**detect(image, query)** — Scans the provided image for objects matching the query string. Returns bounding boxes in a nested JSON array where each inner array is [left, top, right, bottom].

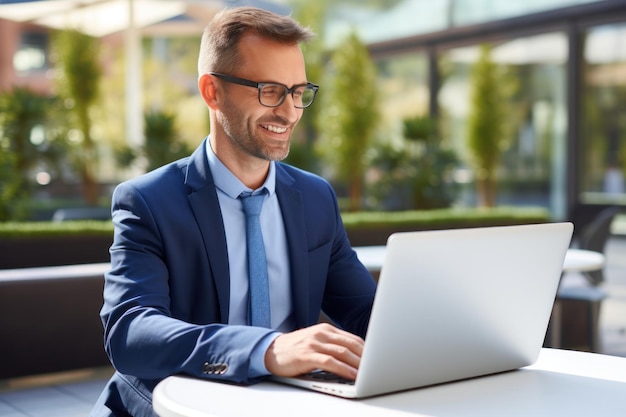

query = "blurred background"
[[1, 2, 626, 414], [0, 0, 625, 225]]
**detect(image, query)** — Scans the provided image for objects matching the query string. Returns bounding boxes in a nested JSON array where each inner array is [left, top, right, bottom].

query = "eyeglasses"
[[210, 72, 319, 109]]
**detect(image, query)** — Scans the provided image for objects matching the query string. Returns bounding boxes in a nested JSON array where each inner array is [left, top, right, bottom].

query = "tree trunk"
[[349, 172, 362, 212]]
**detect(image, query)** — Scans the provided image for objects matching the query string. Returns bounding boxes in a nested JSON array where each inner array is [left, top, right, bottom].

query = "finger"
[[309, 323, 365, 351], [308, 351, 359, 381], [319, 330, 365, 358], [311, 336, 363, 369]]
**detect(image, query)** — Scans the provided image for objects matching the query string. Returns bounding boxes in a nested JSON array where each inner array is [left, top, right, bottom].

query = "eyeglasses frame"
[[209, 72, 319, 109]]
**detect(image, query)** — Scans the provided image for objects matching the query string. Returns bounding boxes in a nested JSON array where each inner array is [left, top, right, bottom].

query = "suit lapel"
[[182, 145, 313, 328], [185, 139, 230, 323], [275, 165, 311, 328]]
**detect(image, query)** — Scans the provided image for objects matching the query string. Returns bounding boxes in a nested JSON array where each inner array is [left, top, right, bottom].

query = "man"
[[91, 6, 376, 417]]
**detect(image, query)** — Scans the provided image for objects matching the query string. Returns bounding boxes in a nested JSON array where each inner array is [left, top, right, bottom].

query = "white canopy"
[[0, 0, 222, 146]]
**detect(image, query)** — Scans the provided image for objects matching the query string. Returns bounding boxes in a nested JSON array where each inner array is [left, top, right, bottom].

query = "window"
[[580, 23, 626, 204], [13, 32, 48, 74], [439, 33, 568, 215]]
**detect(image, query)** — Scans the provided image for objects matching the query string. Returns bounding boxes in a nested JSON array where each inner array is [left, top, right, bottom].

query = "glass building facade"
[[2, 0, 623, 227], [331, 0, 626, 225]]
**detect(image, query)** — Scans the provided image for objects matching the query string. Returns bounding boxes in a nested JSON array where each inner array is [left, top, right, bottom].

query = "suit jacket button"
[[203, 362, 228, 375]]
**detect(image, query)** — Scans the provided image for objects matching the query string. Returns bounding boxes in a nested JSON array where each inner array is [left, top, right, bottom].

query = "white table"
[[353, 246, 605, 274], [0, 262, 110, 281], [153, 348, 626, 417], [562, 248, 605, 273]]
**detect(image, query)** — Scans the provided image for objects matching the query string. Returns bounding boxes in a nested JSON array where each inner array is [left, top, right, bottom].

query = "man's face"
[[215, 33, 307, 162]]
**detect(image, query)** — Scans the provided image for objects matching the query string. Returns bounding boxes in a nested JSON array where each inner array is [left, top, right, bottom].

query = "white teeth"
[[263, 125, 287, 134]]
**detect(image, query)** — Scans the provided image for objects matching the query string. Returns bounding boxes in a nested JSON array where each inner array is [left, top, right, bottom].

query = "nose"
[[273, 93, 301, 123]]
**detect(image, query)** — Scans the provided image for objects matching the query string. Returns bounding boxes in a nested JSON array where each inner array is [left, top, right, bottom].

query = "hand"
[[264, 323, 364, 380]]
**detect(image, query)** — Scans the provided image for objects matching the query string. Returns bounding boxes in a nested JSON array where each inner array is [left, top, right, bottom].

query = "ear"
[[198, 74, 219, 110]]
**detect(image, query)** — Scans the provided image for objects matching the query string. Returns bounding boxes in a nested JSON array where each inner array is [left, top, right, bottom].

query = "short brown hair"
[[198, 7, 314, 76]]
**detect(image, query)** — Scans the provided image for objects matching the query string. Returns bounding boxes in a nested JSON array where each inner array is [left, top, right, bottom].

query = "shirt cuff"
[[249, 331, 282, 378]]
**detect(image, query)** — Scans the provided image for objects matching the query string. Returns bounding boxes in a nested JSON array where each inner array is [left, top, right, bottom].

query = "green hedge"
[[0, 220, 114, 238], [341, 206, 550, 230], [0, 206, 550, 238]]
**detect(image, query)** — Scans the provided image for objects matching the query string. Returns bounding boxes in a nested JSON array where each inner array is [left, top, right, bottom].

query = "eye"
[[261, 84, 284, 97]]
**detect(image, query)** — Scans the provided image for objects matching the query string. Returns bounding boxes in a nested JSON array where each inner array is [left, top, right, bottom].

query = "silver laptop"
[[271, 222, 573, 398]]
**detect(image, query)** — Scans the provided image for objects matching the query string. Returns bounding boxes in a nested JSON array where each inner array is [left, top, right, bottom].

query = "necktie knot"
[[240, 192, 265, 217]]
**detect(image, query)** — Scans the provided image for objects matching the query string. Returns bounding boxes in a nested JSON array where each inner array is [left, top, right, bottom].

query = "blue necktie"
[[240, 192, 271, 328]]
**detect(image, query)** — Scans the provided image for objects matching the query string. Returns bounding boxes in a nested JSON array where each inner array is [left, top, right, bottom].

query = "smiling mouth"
[[261, 124, 288, 134]]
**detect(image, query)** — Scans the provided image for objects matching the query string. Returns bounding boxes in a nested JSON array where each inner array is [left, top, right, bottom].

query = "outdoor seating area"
[[2, 0, 626, 416], [2, 227, 626, 415]]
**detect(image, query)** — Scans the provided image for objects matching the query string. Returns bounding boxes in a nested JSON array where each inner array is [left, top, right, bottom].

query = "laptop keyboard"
[[300, 370, 355, 385]]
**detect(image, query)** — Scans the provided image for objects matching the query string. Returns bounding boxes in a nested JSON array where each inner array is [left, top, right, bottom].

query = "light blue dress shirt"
[[205, 139, 294, 376]]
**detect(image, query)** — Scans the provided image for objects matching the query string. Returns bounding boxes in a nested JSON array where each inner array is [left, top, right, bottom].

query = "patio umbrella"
[[0, 0, 197, 37], [0, 0, 223, 147]]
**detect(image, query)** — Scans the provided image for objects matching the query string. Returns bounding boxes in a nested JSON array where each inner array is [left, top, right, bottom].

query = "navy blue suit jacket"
[[91, 139, 376, 417]]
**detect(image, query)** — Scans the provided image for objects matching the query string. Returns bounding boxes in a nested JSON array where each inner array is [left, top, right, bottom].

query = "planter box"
[[1, 209, 550, 268], [0, 235, 112, 269], [345, 217, 549, 246], [0, 263, 110, 379]]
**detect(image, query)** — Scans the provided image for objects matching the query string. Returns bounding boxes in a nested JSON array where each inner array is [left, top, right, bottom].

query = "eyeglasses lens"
[[259, 84, 316, 108]]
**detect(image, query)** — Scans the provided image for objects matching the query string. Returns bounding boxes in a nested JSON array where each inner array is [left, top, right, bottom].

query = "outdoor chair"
[[554, 206, 621, 352], [575, 206, 621, 286]]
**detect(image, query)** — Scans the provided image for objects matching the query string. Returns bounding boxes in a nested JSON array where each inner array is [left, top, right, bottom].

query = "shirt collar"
[[205, 137, 276, 199]]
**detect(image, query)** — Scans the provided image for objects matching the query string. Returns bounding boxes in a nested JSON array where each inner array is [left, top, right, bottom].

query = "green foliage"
[[0, 142, 23, 221], [0, 87, 48, 172], [0, 220, 113, 238], [467, 44, 512, 207], [115, 110, 191, 172], [581, 79, 626, 183], [371, 115, 459, 210], [53, 30, 101, 110], [403, 115, 436, 141], [341, 206, 550, 230], [0, 87, 52, 220], [0, 207, 547, 238], [142, 37, 208, 143], [283, 139, 315, 172], [144, 110, 191, 171], [286, 0, 328, 173], [319, 31, 380, 211], [51, 29, 103, 205]]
